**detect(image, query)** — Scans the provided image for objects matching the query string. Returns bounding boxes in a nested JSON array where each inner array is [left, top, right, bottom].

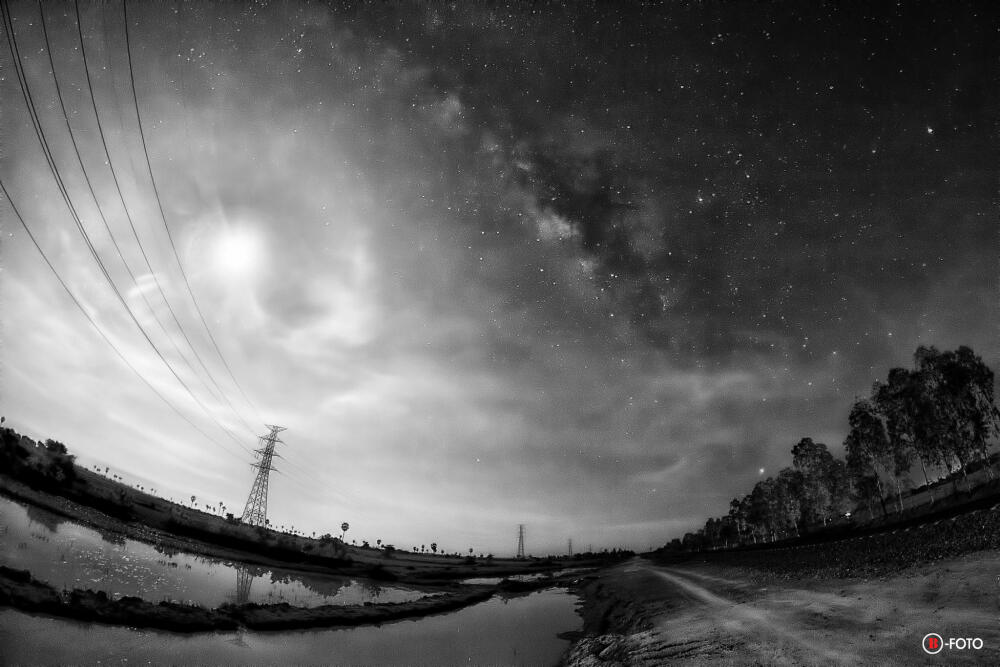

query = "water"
[[462, 572, 552, 585], [0, 496, 432, 607], [462, 566, 596, 585], [0, 587, 581, 665]]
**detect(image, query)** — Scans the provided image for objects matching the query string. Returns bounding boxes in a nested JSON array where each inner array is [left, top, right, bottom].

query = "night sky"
[[2, 2, 997, 555]]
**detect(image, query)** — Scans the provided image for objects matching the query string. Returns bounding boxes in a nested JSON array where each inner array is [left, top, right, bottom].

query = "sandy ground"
[[564, 552, 1000, 665]]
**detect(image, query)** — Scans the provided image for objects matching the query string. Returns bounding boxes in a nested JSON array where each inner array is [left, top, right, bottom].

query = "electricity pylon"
[[516, 523, 525, 559], [241, 425, 286, 527]]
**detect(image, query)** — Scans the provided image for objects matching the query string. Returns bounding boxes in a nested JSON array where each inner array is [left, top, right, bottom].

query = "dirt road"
[[564, 552, 1000, 665]]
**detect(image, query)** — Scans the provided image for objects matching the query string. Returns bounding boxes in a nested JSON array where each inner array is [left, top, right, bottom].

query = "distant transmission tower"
[[567, 538, 573, 556], [240, 425, 286, 527], [516, 524, 525, 559]]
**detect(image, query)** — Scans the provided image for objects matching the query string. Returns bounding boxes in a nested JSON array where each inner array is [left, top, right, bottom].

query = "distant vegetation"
[[668, 345, 999, 552], [0, 430, 77, 489]]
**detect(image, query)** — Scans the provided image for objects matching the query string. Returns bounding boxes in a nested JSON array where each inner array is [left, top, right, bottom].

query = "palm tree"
[[341, 522, 349, 540]]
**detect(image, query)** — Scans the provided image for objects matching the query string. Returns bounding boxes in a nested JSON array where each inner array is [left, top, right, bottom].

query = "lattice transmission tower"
[[241, 425, 286, 527], [516, 523, 525, 559]]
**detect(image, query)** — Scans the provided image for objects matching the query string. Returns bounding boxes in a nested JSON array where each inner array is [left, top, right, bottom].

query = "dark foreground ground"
[[563, 552, 1000, 666], [562, 486, 1000, 665]]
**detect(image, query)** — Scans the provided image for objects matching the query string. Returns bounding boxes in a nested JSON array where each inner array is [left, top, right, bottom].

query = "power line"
[[6, 3, 326, 504], [36, 0, 256, 440], [120, 4, 342, 499], [121, 0, 260, 418], [66, 0, 258, 439], [2, 0, 252, 457], [0, 180, 244, 463]]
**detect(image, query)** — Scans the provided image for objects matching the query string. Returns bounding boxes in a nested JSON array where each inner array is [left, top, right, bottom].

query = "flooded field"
[[0, 496, 433, 608], [0, 586, 581, 665]]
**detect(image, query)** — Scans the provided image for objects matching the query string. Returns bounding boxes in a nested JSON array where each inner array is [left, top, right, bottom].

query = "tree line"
[[669, 346, 999, 552]]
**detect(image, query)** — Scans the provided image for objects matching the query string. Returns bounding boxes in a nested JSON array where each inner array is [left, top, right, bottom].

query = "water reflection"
[[0, 497, 434, 609], [25, 503, 65, 533], [234, 565, 254, 606], [1, 587, 583, 666]]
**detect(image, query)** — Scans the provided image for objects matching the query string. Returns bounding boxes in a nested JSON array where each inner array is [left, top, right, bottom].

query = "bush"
[[44, 439, 68, 455]]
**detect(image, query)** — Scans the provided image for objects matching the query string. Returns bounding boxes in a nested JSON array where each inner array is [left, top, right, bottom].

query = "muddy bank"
[[559, 561, 668, 666]]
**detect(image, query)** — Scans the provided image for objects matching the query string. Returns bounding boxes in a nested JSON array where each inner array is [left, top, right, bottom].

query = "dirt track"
[[564, 552, 1000, 665]]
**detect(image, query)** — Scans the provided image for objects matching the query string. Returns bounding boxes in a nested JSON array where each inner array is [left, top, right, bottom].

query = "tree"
[[916, 346, 1000, 482], [718, 516, 739, 548], [792, 438, 833, 525], [727, 498, 747, 543], [430, 542, 437, 554], [44, 439, 67, 455], [774, 468, 804, 537], [874, 368, 938, 499], [341, 522, 349, 540], [703, 517, 722, 549], [746, 479, 776, 541], [911, 347, 965, 481], [844, 398, 895, 514], [851, 473, 881, 517], [825, 457, 854, 518]]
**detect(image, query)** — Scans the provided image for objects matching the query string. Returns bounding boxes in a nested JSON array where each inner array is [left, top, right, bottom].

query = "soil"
[[562, 553, 1000, 665]]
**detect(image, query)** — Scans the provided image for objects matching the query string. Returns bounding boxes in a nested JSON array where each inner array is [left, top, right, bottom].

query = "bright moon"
[[213, 228, 261, 277]]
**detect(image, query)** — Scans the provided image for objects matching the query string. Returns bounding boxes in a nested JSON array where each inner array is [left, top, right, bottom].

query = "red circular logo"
[[923, 633, 943, 655]]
